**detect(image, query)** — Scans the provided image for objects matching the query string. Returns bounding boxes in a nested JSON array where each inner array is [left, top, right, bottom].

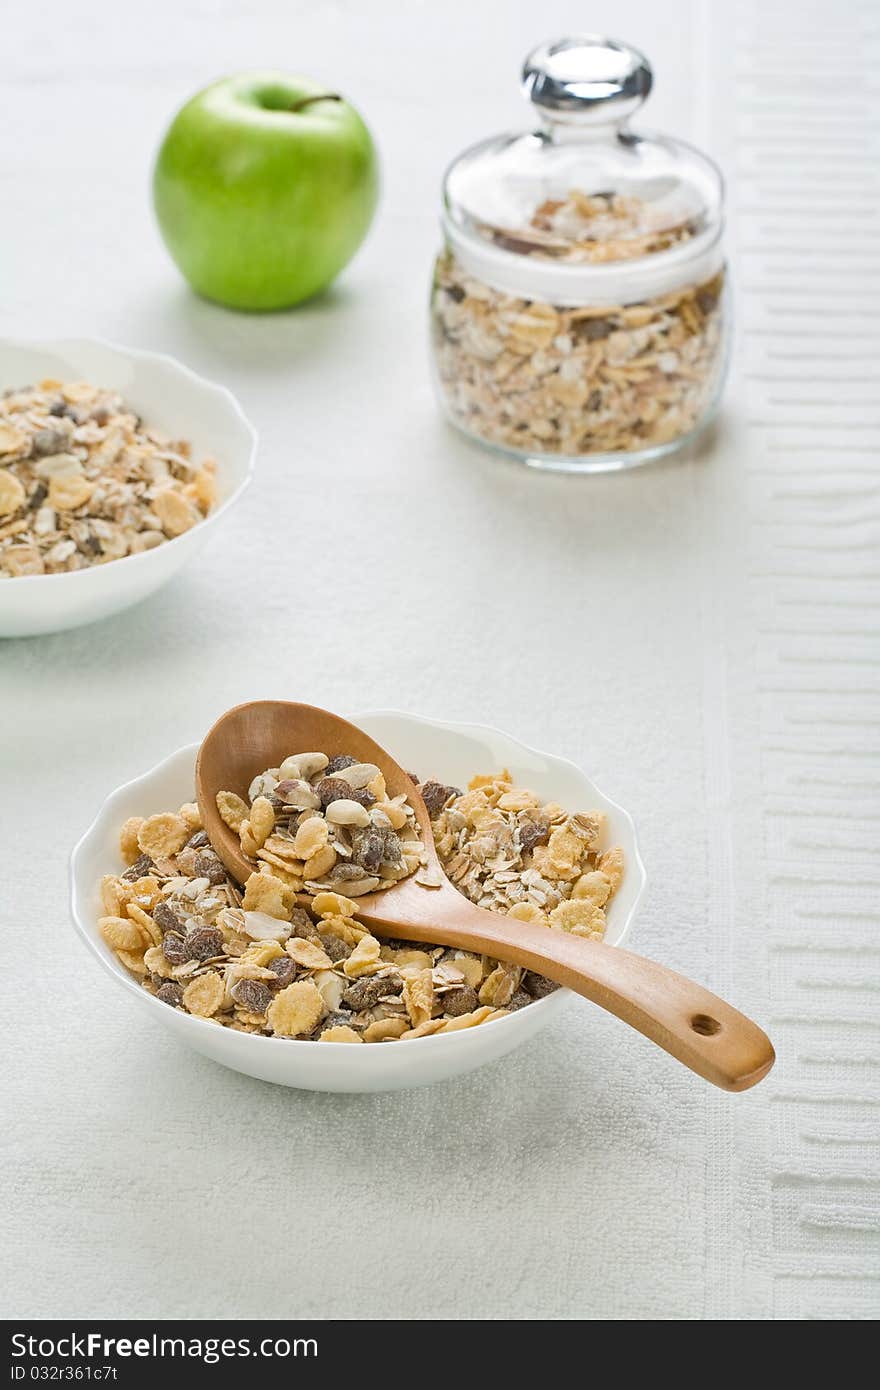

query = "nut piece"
[[325, 798, 371, 828], [241, 910, 292, 942], [293, 817, 329, 860], [330, 761, 380, 790], [267, 980, 325, 1038], [275, 778, 321, 810], [278, 752, 329, 781], [309, 969, 343, 1011]]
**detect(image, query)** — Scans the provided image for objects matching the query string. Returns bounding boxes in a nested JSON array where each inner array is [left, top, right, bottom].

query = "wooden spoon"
[[196, 701, 775, 1092]]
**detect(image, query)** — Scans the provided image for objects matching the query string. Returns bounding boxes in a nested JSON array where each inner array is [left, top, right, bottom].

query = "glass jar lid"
[[442, 35, 724, 305]]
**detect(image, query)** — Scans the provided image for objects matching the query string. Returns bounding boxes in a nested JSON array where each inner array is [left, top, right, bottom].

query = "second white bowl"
[[0, 337, 256, 638], [69, 712, 646, 1092]]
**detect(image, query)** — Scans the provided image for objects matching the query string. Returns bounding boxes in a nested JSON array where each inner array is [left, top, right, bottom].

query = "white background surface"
[[2, 0, 878, 1321]]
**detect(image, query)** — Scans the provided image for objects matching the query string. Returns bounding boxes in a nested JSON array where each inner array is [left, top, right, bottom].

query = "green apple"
[[153, 72, 379, 311]]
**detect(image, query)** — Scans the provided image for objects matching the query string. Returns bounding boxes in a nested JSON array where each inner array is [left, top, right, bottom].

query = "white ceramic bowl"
[[70, 712, 646, 1092], [0, 337, 256, 637]]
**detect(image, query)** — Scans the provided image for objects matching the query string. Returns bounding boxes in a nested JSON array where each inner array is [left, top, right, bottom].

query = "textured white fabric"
[[1, 0, 877, 1321]]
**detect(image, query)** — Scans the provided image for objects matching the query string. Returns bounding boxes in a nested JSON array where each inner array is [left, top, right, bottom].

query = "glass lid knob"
[[522, 35, 653, 126]]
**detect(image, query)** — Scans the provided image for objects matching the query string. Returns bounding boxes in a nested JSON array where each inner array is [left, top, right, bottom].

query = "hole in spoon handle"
[[690, 1013, 722, 1036]]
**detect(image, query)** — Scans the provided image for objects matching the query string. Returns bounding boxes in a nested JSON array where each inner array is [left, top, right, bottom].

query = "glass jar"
[[430, 35, 729, 473]]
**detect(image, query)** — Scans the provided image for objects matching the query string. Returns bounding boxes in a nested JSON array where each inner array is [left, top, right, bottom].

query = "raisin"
[[28, 481, 48, 509], [230, 978, 272, 1014], [420, 781, 461, 816], [507, 990, 532, 1012], [343, 973, 402, 1010], [573, 316, 612, 343], [184, 830, 209, 850], [185, 926, 224, 961], [267, 956, 297, 987], [156, 982, 184, 1008], [319, 1009, 355, 1031], [445, 283, 466, 303], [443, 985, 479, 1017], [380, 831, 404, 869], [328, 862, 367, 882], [586, 388, 603, 412], [321, 934, 351, 963], [162, 932, 189, 964], [153, 901, 183, 935], [121, 852, 154, 881], [325, 754, 358, 774], [48, 400, 75, 418], [697, 285, 720, 315], [523, 972, 559, 999], [31, 427, 69, 457], [290, 908, 321, 941], [316, 778, 375, 809], [518, 819, 549, 854], [193, 852, 227, 885], [316, 776, 358, 808], [174, 847, 200, 877], [350, 827, 385, 874]]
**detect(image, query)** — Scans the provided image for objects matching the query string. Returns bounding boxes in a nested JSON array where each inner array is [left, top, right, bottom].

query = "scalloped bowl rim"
[[0, 335, 256, 587], [69, 712, 647, 1066]]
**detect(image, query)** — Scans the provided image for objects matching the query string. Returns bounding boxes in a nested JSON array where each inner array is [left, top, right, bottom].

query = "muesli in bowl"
[[69, 715, 645, 1089], [97, 761, 624, 1043], [0, 338, 255, 637], [0, 379, 217, 578]]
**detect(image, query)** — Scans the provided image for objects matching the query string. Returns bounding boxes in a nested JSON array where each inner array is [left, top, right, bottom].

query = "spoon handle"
[[366, 895, 774, 1091]]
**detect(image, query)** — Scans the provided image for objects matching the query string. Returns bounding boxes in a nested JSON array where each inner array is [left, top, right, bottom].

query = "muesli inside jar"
[[430, 36, 729, 472]]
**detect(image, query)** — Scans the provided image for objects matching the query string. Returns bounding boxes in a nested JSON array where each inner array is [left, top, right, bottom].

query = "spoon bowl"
[[197, 700, 775, 1092]]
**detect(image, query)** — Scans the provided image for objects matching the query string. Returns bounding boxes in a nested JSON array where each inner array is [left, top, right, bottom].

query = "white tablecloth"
[[2, 0, 877, 1321]]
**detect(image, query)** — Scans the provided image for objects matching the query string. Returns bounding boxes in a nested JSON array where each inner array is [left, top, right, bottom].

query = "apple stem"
[[288, 93, 343, 113]]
